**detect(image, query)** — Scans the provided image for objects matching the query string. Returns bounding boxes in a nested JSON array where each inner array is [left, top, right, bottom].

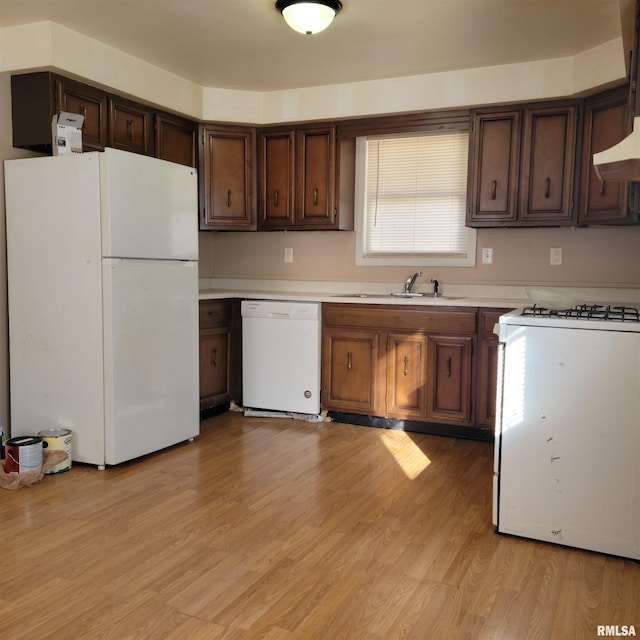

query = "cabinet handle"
[[447, 357, 452, 378], [347, 351, 352, 371], [490, 180, 497, 200], [207, 310, 223, 317], [274, 190, 279, 207], [403, 355, 409, 376], [211, 347, 217, 367], [80, 106, 87, 128], [227, 190, 232, 207], [544, 177, 551, 199], [599, 180, 606, 196], [126, 119, 134, 141], [313, 188, 318, 206]]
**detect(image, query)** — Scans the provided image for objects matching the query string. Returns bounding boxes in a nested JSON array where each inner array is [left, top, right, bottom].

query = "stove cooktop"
[[521, 304, 640, 322]]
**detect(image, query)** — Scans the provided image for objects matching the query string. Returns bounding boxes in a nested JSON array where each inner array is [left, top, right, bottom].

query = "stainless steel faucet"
[[404, 271, 422, 293], [430, 278, 440, 297]]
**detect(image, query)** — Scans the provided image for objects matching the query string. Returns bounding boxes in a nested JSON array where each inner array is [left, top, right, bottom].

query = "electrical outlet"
[[482, 248, 493, 264], [550, 248, 562, 266], [284, 247, 293, 263]]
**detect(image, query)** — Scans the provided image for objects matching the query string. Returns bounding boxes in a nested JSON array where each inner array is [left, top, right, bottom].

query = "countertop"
[[198, 279, 640, 309], [198, 288, 523, 309]]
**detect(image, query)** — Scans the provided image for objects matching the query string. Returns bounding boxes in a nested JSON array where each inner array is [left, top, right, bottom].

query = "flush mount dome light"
[[275, 0, 343, 35]]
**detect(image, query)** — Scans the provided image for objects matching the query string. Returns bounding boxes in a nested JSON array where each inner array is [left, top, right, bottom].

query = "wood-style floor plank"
[[1, 412, 638, 639]]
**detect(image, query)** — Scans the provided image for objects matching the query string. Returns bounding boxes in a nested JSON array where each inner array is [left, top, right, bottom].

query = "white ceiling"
[[0, 0, 632, 92]]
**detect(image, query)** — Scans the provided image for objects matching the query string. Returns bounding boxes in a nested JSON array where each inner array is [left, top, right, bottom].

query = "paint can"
[[4, 436, 43, 474], [38, 429, 72, 474]]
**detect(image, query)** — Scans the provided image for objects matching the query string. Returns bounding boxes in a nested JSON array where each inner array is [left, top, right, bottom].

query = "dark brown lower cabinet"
[[475, 308, 511, 430], [386, 333, 427, 419], [322, 304, 476, 428], [322, 328, 380, 415], [427, 335, 473, 424], [199, 299, 241, 410]]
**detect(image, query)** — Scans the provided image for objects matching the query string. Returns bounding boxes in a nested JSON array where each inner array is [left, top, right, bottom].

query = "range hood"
[[593, 116, 640, 181]]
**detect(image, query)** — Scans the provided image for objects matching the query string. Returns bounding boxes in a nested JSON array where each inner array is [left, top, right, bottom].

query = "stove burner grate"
[[521, 304, 640, 322]]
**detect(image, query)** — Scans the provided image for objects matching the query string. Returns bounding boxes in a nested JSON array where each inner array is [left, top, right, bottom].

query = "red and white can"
[[4, 436, 43, 474]]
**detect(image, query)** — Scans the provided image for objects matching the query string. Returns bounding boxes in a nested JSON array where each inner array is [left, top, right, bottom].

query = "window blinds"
[[363, 131, 469, 257]]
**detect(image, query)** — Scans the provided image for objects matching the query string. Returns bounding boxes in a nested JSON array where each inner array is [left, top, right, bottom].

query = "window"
[[355, 129, 476, 267]]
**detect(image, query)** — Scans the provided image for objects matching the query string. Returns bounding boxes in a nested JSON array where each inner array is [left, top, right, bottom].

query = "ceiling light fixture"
[[275, 0, 343, 35]]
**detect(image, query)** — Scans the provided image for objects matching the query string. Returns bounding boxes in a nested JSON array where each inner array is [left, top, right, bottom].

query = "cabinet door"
[[475, 309, 507, 430], [467, 110, 521, 225], [56, 77, 108, 151], [156, 113, 197, 167], [386, 333, 427, 419], [296, 125, 337, 228], [258, 130, 295, 229], [199, 331, 231, 408], [11, 72, 109, 153], [427, 335, 473, 425], [199, 300, 235, 410], [578, 87, 636, 225], [322, 328, 379, 414], [109, 97, 154, 155], [200, 126, 256, 230], [520, 105, 577, 224]]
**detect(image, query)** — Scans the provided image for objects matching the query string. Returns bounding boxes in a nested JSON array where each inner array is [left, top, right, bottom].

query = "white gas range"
[[494, 303, 640, 560]]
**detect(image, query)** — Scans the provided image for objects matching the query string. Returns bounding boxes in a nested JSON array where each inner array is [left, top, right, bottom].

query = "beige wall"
[[199, 225, 640, 289]]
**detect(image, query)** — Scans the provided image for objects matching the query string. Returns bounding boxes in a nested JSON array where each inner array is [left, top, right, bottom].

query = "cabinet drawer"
[[199, 300, 232, 329], [480, 309, 506, 334], [323, 304, 476, 334]]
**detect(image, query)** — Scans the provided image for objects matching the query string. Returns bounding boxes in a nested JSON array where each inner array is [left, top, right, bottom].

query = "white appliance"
[[241, 300, 321, 415], [4, 148, 199, 467], [494, 304, 640, 559]]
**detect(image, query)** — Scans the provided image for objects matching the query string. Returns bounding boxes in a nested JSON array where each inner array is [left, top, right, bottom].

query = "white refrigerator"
[[4, 148, 199, 467]]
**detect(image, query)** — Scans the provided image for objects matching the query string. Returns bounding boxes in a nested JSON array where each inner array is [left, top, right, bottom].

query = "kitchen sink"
[[331, 293, 465, 300]]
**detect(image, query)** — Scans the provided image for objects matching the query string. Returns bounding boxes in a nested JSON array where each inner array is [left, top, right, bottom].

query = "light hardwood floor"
[[1, 412, 639, 639]]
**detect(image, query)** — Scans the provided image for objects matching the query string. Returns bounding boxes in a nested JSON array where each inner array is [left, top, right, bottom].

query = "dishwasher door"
[[241, 300, 321, 414]]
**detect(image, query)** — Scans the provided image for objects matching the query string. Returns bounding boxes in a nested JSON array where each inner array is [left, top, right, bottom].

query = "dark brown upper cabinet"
[[11, 72, 108, 153], [578, 86, 639, 225], [155, 113, 197, 168], [258, 124, 340, 230], [199, 124, 257, 231], [109, 96, 155, 156], [10, 71, 197, 167], [467, 101, 580, 227]]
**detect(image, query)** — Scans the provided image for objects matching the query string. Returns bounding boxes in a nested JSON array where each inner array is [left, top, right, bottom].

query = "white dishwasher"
[[241, 300, 321, 414]]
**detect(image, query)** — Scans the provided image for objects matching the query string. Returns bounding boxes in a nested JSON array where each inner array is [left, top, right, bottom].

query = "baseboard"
[[327, 411, 494, 442]]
